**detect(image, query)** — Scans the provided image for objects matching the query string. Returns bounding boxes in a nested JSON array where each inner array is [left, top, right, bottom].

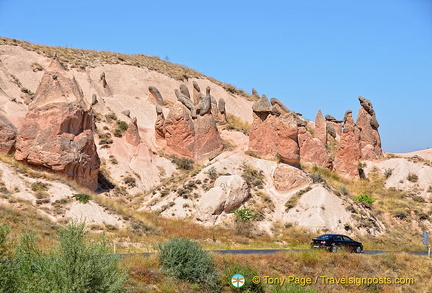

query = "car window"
[[342, 236, 352, 241], [316, 235, 331, 240], [334, 236, 342, 241]]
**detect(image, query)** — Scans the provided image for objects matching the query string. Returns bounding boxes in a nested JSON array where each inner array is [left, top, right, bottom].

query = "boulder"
[[125, 117, 141, 146], [179, 84, 191, 100], [273, 164, 310, 191], [198, 175, 249, 215], [14, 59, 100, 190], [251, 88, 260, 100], [314, 110, 326, 144], [0, 114, 17, 154], [270, 97, 291, 114], [333, 110, 361, 177], [356, 96, 382, 159], [192, 81, 201, 105], [298, 127, 332, 168], [252, 94, 272, 113]]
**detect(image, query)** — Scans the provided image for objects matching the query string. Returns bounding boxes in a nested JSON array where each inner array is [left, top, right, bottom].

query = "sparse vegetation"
[[353, 194, 374, 207], [123, 176, 137, 188], [226, 114, 251, 135], [170, 156, 194, 171], [384, 168, 393, 178], [407, 172, 418, 182], [244, 150, 259, 158], [241, 164, 265, 190], [72, 193, 91, 204]]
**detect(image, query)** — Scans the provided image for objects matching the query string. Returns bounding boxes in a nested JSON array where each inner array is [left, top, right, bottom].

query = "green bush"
[[232, 207, 258, 223], [0, 223, 127, 293], [171, 156, 194, 171], [353, 194, 374, 206], [407, 173, 418, 183], [159, 238, 219, 291], [72, 193, 91, 204]]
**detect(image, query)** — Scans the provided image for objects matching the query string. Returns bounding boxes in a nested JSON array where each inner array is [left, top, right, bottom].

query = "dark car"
[[310, 234, 363, 253]]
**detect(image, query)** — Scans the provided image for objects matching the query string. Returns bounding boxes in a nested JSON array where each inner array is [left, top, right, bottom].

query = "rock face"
[[249, 96, 300, 166], [356, 96, 382, 159], [125, 117, 141, 146], [273, 164, 310, 191], [179, 84, 190, 100], [298, 127, 332, 168], [14, 59, 100, 190], [314, 110, 327, 144], [192, 81, 201, 105], [0, 114, 17, 154], [155, 105, 166, 140], [198, 175, 249, 216], [333, 110, 361, 177], [157, 85, 223, 161]]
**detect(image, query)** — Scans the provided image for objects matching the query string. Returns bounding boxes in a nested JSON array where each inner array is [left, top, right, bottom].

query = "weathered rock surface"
[[125, 117, 141, 146], [179, 84, 190, 100], [333, 110, 361, 177], [192, 81, 201, 105], [356, 96, 382, 159], [148, 86, 165, 106], [249, 98, 300, 166], [314, 110, 327, 144], [251, 88, 260, 100], [0, 114, 17, 154], [198, 175, 249, 215], [14, 59, 100, 190], [273, 163, 310, 191], [155, 105, 166, 140], [298, 127, 332, 168]]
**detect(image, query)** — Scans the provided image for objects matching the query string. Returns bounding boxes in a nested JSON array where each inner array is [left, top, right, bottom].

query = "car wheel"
[[330, 246, 338, 253], [355, 246, 362, 253]]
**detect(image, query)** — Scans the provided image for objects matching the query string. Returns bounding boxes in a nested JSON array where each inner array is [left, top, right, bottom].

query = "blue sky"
[[0, 0, 431, 152]]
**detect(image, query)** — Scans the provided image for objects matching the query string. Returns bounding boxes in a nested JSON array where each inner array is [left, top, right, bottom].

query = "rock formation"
[[156, 86, 223, 161], [314, 110, 327, 144], [251, 88, 260, 100], [249, 95, 300, 166], [192, 81, 201, 105], [333, 110, 361, 177], [125, 117, 141, 146], [148, 86, 165, 106], [356, 96, 382, 159], [298, 127, 332, 168], [99, 72, 112, 96], [155, 105, 166, 140], [273, 164, 310, 191], [217, 98, 227, 123], [179, 84, 191, 100], [14, 58, 100, 190], [0, 114, 17, 154], [91, 94, 98, 105]]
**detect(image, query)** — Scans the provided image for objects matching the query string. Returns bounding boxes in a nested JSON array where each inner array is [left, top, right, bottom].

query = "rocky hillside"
[[0, 37, 431, 246]]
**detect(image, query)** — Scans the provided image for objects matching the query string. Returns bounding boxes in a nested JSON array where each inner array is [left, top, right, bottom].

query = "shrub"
[[353, 194, 374, 206], [384, 168, 393, 179], [171, 156, 194, 171], [116, 120, 128, 131], [207, 167, 218, 180], [412, 195, 425, 203], [1, 223, 127, 293], [241, 164, 265, 189], [244, 150, 259, 158], [105, 112, 118, 122], [123, 176, 136, 188], [407, 173, 418, 183], [113, 128, 123, 137], [72, 193, 91, 204], [158, 238, 219, 291], [309, 173, 323, 183], [226, 114, 251, 135], [233, 207, 258, 223], [31, 181, 49, 192]]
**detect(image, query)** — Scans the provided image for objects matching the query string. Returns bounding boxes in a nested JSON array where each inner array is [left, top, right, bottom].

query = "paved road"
[[210, 249, 430, 256]]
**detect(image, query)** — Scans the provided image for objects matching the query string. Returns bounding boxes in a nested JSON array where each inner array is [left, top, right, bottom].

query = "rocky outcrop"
[[155, 105, 166, 140], [273, 164, 310, 191], [14, 59, 100, 190], [198, 175, 249, 216], [251, 88, 260, 100], [157, 86, 223, 161], [99, 72, 112, 96], [0, 114, 17, 154], [333, 110, 361, 177], [192, 81, 201, 105], [298, 127, 332, 168], [148, 86, 165, 106], [217, 98, 227, 123], [125, 117, 141, 146], [356, 96, 382, 159], [315, 110, 326, 144], [325, 114, 343, 141], [249, 96, 300, 166], [180, 84, 190, 100]]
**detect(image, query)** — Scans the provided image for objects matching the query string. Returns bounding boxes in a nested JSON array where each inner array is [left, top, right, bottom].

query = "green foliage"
[[170, 156, 194, 171], [158, 238, 219, 291], [72, 193, 91, 204], [113, 128, 123, 138], [269, 281, 317, 293], [354, 194, 374, 206], [407, 173, 418, 183], [309, 173, 323, 183], [232, 207, 258, 223], [116, 120, 128, 132], [222, 263, 264, 293], [123, 176, 136, 188], [241, 164, 265, 189], [226, 114, 250, 135], [31, 181, 49, 192], [0, 223, 127, 293], [20, 87, 35, 97], [105, 112, 118, 122]]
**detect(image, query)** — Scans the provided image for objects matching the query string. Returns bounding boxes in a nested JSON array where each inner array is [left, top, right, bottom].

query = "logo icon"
[[231, 274, 245, 288]]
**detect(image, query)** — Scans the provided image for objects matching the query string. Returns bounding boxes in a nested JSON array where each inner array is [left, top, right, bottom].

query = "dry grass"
[[226, 114, 251, 134]]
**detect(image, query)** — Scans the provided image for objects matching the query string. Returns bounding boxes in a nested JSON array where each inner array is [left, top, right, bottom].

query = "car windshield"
[[316, 235, 332, 240]]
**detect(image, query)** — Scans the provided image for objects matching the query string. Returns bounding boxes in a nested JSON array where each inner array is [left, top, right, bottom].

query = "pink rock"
[[125, 117, 141, 146], [298, 127, 332, 168], [333, 110, 361, 178], [356, 97, 382, 159], [14, 59, 100, 190], [314, 110, 327, 144], [273, 164, 310, 191], [0, 114, 17, 154]]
